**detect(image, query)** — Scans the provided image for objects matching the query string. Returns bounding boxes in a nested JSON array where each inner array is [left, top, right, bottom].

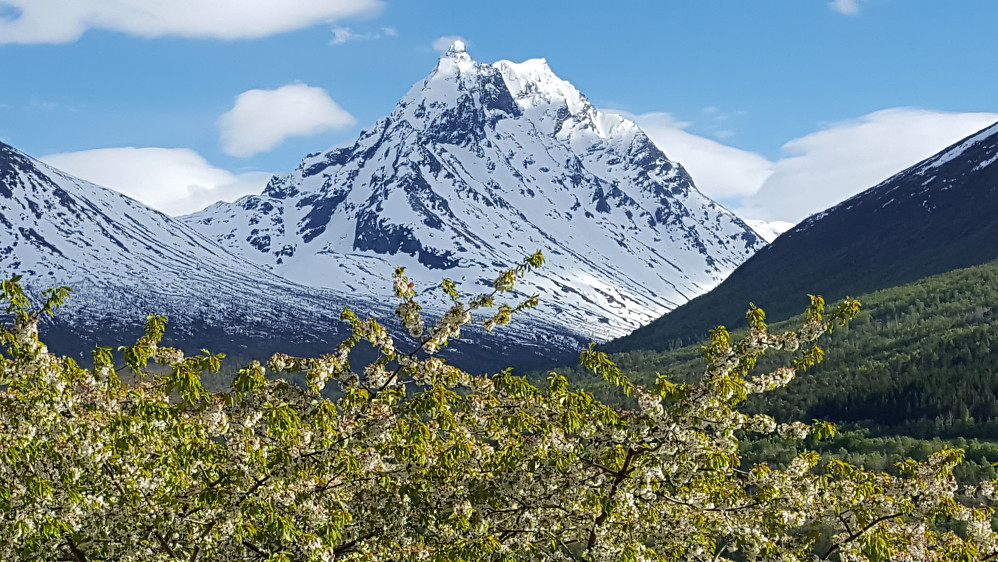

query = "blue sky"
[[1, 0, 996, 232]]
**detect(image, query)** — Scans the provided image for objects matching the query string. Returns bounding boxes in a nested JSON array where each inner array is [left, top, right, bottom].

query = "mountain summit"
[[186, 44, 764, 340]]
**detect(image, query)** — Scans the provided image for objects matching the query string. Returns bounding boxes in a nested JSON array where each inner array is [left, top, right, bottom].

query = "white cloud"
[[743, 220, 795, 243], [218, 83, 355, 158], [615, 107, 998, 228], [330, 26, 355, 45], [432, 35, 468, 53], [828, 0, 862, 15], [616, 111, 775, 202], [738, 108, 998, 223], [41, 147, 272, 216], [330, 24, 395, 45], [701, 107, 745, 139], [0, 0, 383, 44]]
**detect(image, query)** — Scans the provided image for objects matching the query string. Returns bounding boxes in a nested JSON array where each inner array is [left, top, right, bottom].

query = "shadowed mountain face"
[[184, 42, 764, 342], [610, 121, 998, 353]]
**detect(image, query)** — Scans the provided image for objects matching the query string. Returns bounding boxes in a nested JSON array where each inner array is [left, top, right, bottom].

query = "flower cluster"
[[393, 267, 425, 337]]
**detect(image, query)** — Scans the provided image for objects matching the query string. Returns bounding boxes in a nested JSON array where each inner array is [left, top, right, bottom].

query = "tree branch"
[[64, 536, 88, 562], [820, 512, 903, 559], [586, 447, 641, 551]]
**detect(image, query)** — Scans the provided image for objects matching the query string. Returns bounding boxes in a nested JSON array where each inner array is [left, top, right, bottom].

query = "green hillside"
[[535, 260, 998, 484], [547, 260, 998, 430]]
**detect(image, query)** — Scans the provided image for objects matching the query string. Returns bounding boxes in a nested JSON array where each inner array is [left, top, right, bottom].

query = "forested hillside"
[[550, 260, 998, 429], [533, 260, 998, 486]]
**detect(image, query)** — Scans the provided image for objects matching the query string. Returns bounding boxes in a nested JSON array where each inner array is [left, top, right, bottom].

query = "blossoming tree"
[[2, 255, 997, 561]]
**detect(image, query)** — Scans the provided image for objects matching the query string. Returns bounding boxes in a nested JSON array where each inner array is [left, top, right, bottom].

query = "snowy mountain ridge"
[[185, 42, 765, 340], [0, 140, 380, 348]]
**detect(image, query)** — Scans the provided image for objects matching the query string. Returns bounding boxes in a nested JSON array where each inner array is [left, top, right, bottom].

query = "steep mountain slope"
[[610, 120, 998, 352], [0, 140, 585, 370], [0, 140, 379, 355], [184, 42, 764, 341]]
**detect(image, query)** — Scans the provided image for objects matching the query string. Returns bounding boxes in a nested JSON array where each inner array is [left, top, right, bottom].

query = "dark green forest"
[[539, 260, 998, 482]]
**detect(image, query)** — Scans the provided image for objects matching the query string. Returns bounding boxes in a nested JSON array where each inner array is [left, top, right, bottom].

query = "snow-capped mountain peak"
[[495, 58, 592, 123], [184, 46, 765, 340], [428, 42, 476, 83], [442, 39, 472, 61]]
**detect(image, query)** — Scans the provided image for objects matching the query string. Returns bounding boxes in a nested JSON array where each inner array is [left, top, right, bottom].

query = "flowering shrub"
[[2, 256, 997, 561]]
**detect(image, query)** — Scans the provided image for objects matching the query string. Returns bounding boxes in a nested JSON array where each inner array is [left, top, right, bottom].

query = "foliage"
[[739, 428, 998, 488], [748, 261, 998, 428], [3, 259, 998, 561]]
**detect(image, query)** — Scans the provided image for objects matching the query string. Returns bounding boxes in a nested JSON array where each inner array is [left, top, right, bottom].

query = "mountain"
[[184, 42, 765, 342], [0, 141, 585, 371], [0, 140, 380, 357], [610, 120, 998, 352]]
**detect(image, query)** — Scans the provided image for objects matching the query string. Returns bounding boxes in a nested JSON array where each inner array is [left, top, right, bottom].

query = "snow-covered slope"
[[0, 140, 373, 347], [0, 140, 584, 370], [185, 42, 764, 340]]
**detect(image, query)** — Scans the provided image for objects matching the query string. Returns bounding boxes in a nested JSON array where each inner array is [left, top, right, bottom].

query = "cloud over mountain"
[[620, 111, 774, 202], [432, 36, 469, 53], [219, 84, 356, 158], [0, 0, 383, 43], [617, 107, 998, 226], [41, 147, 272, 216], [739, 108, 998, 223]]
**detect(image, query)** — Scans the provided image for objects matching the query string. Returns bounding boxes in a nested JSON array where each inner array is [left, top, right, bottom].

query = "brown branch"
[[577, 455, 617, 476], [586, 447, 641, 551], [65, 536, 88, 562], [820, 512, 904, 560], [550, 533, 584, 562], [837, 510, 855, 536], [240, 474, 271, 504], [242, 540, 268, 559], [333, 533, 375, 557], [496, 529, 533, 541], [150, 529, 178, 559]]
